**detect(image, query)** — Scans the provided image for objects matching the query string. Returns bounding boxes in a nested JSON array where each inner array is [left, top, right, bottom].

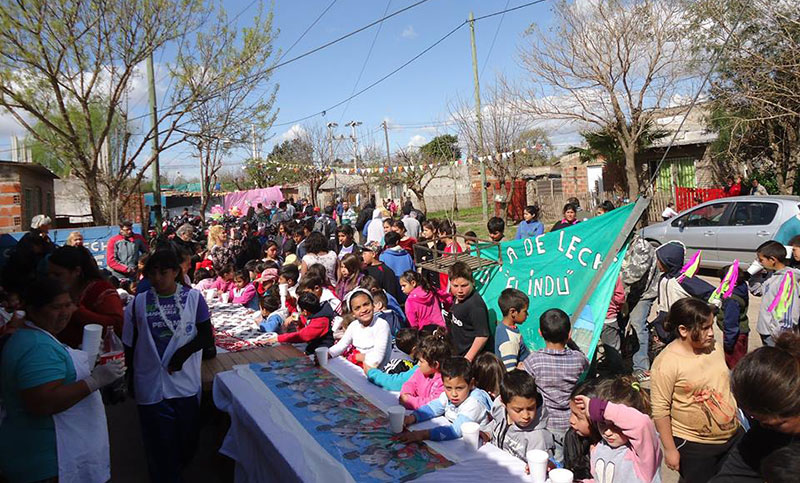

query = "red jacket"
[[106, 232, 147, 276], [59, 279, 124, 348], [277, 303, 335, 354]]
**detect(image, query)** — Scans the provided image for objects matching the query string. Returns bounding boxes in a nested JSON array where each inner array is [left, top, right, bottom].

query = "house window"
[[23, 188, 33, 227], [656, 157, 697, 192]]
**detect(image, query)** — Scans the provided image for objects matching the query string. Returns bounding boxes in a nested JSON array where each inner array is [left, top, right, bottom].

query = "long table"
[[213, 352, 531, 482]]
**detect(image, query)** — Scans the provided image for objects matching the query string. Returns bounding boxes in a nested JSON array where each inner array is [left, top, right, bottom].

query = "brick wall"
[[0, 168, 22, 233], [560, 153, 588, 197]]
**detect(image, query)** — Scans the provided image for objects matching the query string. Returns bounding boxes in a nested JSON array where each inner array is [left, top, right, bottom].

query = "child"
[[715, 264, 750, 369], [442, 261, 491, 361], [481, 369, 554, 463], [254, 263, 279, 297], [360, 275, 406, 326], [438, 220, 464, 289], [257, 291, 285, 334], [399, 330, 452, 409], [361, 243, 405, 304], [328, 289, 392, 373], [662, 201, 679, 220], [651, 297, 741, 483], [372, 290, 407, 336], [292, 225, 308, 259], [391, 219, 417, 256], [297, 273, 342, 316], [600, 276, 626, 352], [267, 292, 335, 355], [419, 220, 442, 289], [229, 269, 258, 310], [334, 253, 363, 301], [367, 325, 439, 390], [565, 378, 604, 481], [336, 225, 360, 259], [749, 240, 800, 347], [279, 264, 300, 314], [494, 288, 531, 371], [515, 205, 544, 240], [487, 216, 505, 243], [399, 357, 493, 442], [522, 308, 589, 462], [573, 375, 661, 483], [211, 264, 235, 295], [473, 352, 505, 400], [379, 232, 415, 282], [400, 270, 446, 329], [262, 241, 281, 264], [122, 249, 214, 481], [383, 327, 420, 375]]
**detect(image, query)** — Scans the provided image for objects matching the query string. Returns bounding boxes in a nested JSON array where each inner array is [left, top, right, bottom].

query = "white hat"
[[31, 214, 52, 229]]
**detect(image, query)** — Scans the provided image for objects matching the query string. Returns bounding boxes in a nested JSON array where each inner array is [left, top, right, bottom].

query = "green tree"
[[0, 1, 278, 224]]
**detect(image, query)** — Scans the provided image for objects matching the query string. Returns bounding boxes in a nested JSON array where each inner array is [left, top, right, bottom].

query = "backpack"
[[314, 216, 336, 239]]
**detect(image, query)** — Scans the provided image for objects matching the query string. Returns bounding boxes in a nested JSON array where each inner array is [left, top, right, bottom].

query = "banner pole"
[[569, 196, 652, 328]]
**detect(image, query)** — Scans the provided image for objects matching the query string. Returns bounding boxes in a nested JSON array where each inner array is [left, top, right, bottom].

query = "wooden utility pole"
[[469, 12, 489, 222], [381, 121, 391, 164], [146, 53, 162, 232]]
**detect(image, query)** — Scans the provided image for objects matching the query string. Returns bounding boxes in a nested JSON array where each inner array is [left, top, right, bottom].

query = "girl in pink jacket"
[[399, 329, 452, 409], [572, 380, 662, 483], [400, 271, 446, 329], [229, 269, 258, 310]]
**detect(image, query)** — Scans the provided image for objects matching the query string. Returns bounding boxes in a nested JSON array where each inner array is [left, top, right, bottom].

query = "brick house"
[[0, 161, 58, 233]]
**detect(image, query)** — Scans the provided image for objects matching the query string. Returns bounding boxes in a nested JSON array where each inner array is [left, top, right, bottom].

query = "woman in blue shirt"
[[515, 205, 545, 239], [0, 277, 124, 482]]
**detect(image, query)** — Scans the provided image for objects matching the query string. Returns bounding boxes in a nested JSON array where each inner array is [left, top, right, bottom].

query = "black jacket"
[[710, 422, 796, 482], [355, 207, 373, 232]]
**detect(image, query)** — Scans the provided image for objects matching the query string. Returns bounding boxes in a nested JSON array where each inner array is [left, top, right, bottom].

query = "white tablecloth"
[[213, 356, 530, 482]]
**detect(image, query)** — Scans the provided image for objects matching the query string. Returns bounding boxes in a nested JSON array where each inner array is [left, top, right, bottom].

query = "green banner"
[[474, 203, 634, 361]]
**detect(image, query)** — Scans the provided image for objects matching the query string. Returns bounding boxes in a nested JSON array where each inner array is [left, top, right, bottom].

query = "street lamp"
[[345, 121, 362, 170]]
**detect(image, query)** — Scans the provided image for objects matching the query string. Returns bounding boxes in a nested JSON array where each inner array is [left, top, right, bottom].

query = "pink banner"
[[223, 186, 284, 211]]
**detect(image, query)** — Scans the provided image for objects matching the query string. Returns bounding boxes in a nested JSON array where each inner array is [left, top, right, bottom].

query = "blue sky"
[[0, 0, 562, 178]]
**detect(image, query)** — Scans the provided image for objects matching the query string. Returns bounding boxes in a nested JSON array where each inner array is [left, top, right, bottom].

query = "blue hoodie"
[[379, 247, 415, 281], [515, 220, 545, 239]]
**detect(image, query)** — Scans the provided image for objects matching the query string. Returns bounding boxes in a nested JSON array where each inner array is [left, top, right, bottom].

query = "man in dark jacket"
[[354, 202, 374, 244], [106, 221, 148, 280]]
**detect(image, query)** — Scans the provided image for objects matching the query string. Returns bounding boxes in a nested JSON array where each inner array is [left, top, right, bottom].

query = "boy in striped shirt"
[[494, 288, 531, 371]]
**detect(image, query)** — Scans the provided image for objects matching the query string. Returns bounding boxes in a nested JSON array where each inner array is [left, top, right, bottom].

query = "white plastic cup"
[[461, 421, 481, 451], [207, 288, 217, 301], [388, 405, 405, 434], [315, 347, 329, 368], [82, 324, 103, 362], [526, 449, 549, 483], [221, 292, 230, 304], [548, 468, 574, 483]]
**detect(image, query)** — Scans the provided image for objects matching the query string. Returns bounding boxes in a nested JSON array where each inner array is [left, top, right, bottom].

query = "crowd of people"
[[0, 195, 797, 483]]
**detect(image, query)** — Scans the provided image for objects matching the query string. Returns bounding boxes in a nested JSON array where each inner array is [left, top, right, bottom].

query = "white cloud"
[[401, 25, 418, 40], [279, 124, 307, 143], [407, 134, 426, 148]]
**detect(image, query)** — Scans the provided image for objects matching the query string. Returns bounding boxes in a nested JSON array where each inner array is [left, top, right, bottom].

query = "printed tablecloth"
[[209, 302, 271, 352], [240, 357, 453, 481]]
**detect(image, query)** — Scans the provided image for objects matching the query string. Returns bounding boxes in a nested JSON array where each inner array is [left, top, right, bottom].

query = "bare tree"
[[513, 0, 691, 197], [178, 8, 278, 218], [295, 124, 331, 207], [450, 85, 553, 220], [0, 1, 278, 224], [693, 0, 800, 193]]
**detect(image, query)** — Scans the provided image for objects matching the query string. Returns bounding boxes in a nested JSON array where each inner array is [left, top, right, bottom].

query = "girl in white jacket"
[[328, 289, 392, 373]]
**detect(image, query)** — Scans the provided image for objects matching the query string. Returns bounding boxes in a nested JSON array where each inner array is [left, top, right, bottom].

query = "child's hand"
[[403, 414, 416, 427], [396, 430, 426, 443], [265, 334, 278, 345], [479, 431, 491, 443], [399, 394, 409, 405], [665, 448, 680, 472], [573, 395, 591, 419]]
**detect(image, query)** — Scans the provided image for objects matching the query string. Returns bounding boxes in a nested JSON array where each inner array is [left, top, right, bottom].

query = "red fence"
[[674, 187, 728, 212]]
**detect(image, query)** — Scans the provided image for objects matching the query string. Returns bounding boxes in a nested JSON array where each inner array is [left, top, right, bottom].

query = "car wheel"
[[646, 239, 661, 249]]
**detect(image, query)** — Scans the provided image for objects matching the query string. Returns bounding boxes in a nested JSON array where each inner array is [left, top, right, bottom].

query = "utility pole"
[[346, 121, 362, 170], [327, 122, 339, 196], [251, 124, 258, 159], [469, 11, 489, 222], [381, 121, 391, 164], [146, 52, 162, 232]]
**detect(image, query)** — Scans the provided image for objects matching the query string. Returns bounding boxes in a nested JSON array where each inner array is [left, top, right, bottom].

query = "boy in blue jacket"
[[398, 357, 492, 442], [379, 232, 415, 282]]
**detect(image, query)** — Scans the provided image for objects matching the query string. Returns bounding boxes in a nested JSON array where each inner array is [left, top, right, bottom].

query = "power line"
[[339, 0, 393, 123], [479, 0, 511, 82], [277, 0, 338, 62]]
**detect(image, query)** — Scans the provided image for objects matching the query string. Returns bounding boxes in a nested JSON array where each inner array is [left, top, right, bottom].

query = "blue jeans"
[[138, 396, 201, 483], [629, 297, 654, 372]]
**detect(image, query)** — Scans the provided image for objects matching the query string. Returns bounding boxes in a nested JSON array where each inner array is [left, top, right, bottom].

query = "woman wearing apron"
[[0, 277, 125, 482], [123, 249, 214, 483]]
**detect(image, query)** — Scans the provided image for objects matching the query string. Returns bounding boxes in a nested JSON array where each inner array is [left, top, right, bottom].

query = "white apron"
[[26, 322, 110, 483]]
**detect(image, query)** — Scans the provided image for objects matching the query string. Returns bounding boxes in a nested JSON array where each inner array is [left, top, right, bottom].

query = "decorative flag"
[[767, 270, 796, 329], [709, 260, 739, 305], [677, 250, 702, 283]]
